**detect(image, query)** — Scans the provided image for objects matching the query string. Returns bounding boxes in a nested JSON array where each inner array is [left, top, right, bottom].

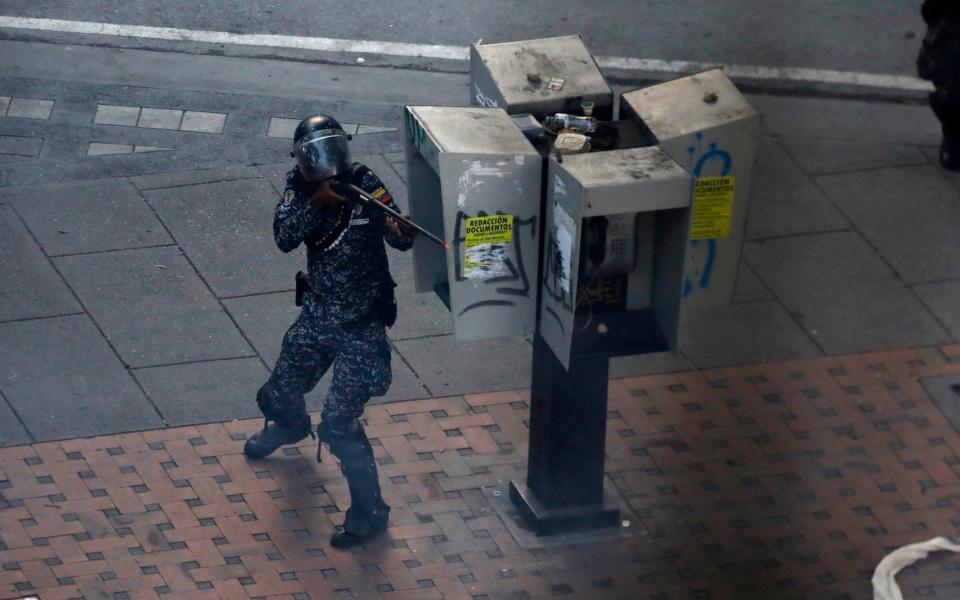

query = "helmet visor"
[[293, 129, 352, 181]]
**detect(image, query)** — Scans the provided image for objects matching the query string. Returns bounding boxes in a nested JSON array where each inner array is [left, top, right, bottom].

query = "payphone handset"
[[580, 214, 637, 278]]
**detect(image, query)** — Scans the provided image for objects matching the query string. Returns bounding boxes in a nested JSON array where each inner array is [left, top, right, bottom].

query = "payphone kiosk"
[[539, 147, 693, 370], [404, 106, 542, 341], [405, 37, 759, 536], [621, 70, 761, 311], [511, 147, 692, 533]]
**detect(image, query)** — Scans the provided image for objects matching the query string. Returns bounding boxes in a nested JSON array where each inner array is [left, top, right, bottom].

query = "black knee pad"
[[318, 416, 368, 460], [256, 384, 305, 427]]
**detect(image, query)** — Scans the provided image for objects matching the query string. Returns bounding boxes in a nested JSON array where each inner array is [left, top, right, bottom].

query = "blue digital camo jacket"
[[273, 164, 414, 325]]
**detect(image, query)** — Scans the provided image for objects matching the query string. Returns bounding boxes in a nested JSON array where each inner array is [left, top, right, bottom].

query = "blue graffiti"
[[683, 132, 733, 297]]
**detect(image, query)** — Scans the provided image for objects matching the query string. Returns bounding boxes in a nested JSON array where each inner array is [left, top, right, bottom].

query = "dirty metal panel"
[[403, 106, 444, 175], [621, 69, 760, 312], [407, 106, 535, 157], [539, 160, 586, 369], [470, 35, 613, 117], [404, 106, 542, 342], [439, 151, 542, 341], [557, 146, 693, 217], [621, 68, 758, 142]]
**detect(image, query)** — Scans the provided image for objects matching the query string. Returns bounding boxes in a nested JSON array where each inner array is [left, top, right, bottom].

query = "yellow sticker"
[[464, 215, 513, 279], [691, 176, 735, 240]]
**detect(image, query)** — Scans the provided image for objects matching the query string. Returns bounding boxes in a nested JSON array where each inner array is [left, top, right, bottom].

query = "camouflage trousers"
[[256, 311, 392, 426]]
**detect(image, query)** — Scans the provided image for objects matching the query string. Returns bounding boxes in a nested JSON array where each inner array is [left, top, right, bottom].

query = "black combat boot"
[[941, 133, 959, 170], [330, 464, 391, 548], [320, 418, 390, 548], [243, 414, 313, 459]]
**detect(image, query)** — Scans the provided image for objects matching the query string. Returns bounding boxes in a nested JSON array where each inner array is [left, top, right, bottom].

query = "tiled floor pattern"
[[87, 143, 173, 157], [83, 112, 400, 156], [0, 97, 55, 121], [94, 105, 227, 134], [1, 345, 959, 600], [0, 98, 50, 158], [2, 95, 402, 162], [0, 135, 43, 158]]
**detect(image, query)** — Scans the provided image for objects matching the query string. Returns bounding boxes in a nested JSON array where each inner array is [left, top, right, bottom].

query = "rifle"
[[343, 183, 448, 249]]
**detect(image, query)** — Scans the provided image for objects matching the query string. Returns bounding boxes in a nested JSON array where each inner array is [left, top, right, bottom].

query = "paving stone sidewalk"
[[1, 345, 959, 600]]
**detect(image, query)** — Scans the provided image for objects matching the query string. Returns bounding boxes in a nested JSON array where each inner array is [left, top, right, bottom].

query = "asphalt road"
[[0, 1, 928, 76]]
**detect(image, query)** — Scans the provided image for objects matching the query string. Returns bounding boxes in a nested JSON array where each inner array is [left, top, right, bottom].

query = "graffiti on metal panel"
[[403, 110, 430, 159], [544, 305, 565, 335], [454, 209, 536, 316], [474, 83, 499, 108], [684, 131, 733, 297]]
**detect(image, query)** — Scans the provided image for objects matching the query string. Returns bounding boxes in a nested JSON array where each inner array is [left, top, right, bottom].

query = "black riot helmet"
[[291, 115, 353, 182]]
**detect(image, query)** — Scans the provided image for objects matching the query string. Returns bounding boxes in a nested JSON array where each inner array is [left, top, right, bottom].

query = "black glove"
[[329, 180, 365, 204]]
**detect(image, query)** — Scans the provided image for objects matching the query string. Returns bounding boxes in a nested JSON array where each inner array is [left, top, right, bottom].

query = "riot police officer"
[[244, 115, 415, 548]]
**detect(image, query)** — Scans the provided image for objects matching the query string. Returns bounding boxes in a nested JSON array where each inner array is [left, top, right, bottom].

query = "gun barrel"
[[348, 184, 448, 249]]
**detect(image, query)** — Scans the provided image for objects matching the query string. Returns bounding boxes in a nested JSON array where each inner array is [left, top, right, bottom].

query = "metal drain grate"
[[920, 375, 960, 432]]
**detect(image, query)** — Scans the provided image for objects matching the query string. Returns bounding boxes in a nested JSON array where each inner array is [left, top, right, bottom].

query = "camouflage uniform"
[[256, 164, 414, 428]]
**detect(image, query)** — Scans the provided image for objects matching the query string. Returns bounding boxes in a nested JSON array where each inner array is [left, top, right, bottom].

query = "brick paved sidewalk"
[[2, 345, 960, 600]]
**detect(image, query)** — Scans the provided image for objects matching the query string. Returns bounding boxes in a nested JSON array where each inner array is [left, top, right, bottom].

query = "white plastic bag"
[[872, 536, 960, 600]]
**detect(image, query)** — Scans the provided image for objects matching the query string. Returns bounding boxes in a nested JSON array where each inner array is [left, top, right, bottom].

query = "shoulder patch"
[[282, 190, 295, 205], [351, 164, 372, 186], [359, 170, 381, 190]]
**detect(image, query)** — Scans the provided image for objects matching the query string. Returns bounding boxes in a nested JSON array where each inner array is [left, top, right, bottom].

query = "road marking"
[[0, 15, 468, 59], [596, 57, 933, 92], [0, 15, 934, 93]]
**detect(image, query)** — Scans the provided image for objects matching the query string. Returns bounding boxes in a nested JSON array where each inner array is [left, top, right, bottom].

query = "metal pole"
[[507, 157, 620, 536]]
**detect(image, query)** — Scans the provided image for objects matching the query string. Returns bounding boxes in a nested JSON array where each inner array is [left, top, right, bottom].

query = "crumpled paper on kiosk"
[[872, 536, 960, 600]]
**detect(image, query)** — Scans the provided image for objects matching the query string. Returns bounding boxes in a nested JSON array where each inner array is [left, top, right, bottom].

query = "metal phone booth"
[[403, 106, 542, 341], [407, 38, 759, 538], [621, 69, 760, 312], [512, 147, 692, 533], [539, 147, 693, 370]]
